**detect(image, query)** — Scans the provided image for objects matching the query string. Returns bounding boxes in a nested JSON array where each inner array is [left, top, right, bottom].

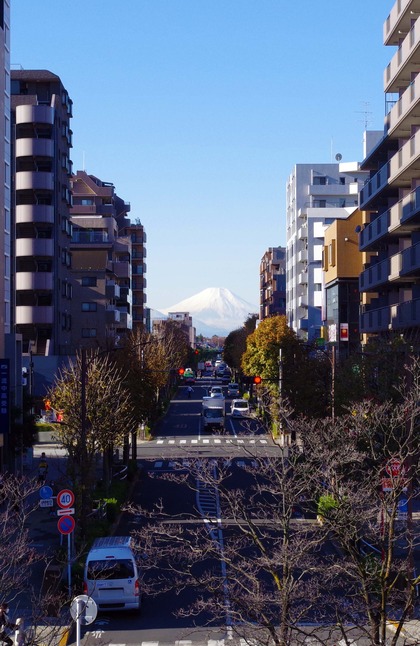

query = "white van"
[[83, 536, 141, 612]]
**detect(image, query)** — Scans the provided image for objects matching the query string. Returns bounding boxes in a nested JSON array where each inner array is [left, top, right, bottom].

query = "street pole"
[[331, 344, 335, 422], [80, 348, 87, 537], [279, 348, 287, 446]]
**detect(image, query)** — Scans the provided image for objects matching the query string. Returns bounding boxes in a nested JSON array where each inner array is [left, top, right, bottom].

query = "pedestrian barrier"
[[88, 499, 107, 519], [112, 464, 128, 480]]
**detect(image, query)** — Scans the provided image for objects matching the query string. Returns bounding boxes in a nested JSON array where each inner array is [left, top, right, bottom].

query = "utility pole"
[[279, 348, 289, 447], [331, 344, 336, 422]]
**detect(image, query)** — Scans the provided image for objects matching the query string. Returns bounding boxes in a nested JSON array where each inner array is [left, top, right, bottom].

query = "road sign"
[[39, 485, 53, 500], [70, 594, 98, 626], [57, 515, 75, 535], [386, 458, 403, 477], [39, 498, 53, 508], [57, 507, 74, 516], [57, 489, 75, 509]]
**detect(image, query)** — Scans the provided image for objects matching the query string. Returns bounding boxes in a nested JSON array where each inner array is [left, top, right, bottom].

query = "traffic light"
[[194, 349, 199, 355], [253, 376, 262, 385], [178, 368, 185, 376]]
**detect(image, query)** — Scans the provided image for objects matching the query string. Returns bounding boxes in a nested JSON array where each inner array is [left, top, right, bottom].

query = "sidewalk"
[[9, 444, 73, 645]]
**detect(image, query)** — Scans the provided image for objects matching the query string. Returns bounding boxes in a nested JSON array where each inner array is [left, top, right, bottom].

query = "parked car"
[[83, 536, 142, 612], [230, 399, 250, 417], [227, 383, 240, 397]]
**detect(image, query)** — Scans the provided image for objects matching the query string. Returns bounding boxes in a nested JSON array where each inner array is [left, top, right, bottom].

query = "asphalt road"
[[70, 378, 283, 645]]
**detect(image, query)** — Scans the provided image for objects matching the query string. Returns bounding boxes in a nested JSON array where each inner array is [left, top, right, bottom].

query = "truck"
[[202, 396, 225, 432]]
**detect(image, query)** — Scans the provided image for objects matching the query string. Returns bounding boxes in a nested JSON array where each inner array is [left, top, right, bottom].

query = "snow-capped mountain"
[[157, 287, 258, 336]]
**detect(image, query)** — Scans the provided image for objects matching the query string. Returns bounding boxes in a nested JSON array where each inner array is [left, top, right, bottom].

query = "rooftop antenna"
[[356, 101, 373, 129]]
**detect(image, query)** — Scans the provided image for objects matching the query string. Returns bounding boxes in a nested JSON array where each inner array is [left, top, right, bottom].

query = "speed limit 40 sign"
[[57, 489, 75, 509]]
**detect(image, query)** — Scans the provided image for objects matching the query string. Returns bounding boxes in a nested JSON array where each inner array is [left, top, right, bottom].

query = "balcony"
[[359, 211, 390, 250], [16, 138, 54, 158], [297, 226, 307, 241], [105, 306, 121, 324], [401, 241, 420, 275], [16, 305, 54, 325], [15, 104, 54, 126], [297, 248, 308, 263], [15, 271, 53, 291], [359, 164, 389, 209], [360, 305, 391, 333], [298, 271, 308, 285], [16, 204, 54, 224], [360, 258, 390, 291], [384, 19, 420, 93], [113, 261, 130, 278], [16, 171, 54, 192], [384, 0, 419, 45], [16, 238, 54, 257], [118, 311, 133, 329], [389, 129, 420, 186], [387, 73, 420, 139], [105, 280, 120, 299], [396, 297, 420, 326]]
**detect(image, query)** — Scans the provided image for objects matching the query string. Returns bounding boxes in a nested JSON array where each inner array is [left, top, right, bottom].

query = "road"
[[70, 375, 284, 645], [68, 375, 420, 646]]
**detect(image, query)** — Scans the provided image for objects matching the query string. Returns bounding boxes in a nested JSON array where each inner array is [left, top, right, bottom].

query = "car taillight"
[[135, 579, 140, 596], [83, 581, 88, 594]]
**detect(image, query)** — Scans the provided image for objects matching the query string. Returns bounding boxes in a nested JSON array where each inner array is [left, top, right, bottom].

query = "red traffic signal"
[[178, 368, 185, 376], [253, 376, 262, 385], [194, 349, 199, 355]]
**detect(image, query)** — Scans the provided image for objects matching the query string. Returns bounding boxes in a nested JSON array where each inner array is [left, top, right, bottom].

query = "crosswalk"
[[83, 633, 420, 646], [154, 437, 269, 446]]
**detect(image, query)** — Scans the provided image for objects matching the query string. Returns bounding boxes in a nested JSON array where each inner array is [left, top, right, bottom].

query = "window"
[[82, 328, 97, 338], [339, 177, 346, 185], [81, 198, 94, 205], [82, 276, 97, 287], [313, 176, 326, 185], [81, 302, 97, 312]]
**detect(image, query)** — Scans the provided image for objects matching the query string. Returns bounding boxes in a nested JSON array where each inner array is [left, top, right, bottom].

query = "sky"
[[11, 1, 392, 310]]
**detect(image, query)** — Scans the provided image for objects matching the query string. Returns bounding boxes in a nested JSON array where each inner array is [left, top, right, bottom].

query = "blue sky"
[[11, 1, 391, 309]]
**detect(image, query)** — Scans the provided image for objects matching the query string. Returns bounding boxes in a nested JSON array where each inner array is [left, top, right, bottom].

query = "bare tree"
[[124, 360, 420, 645], [295, 358, 420, 645], [0, 475, 69, 645], [47, 350, 135, 532], [127, 448, 339, 646]]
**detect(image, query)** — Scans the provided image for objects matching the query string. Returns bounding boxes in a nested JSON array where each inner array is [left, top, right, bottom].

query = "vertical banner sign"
[[340, 323, 349, 342], [0, 359, 10, 433]]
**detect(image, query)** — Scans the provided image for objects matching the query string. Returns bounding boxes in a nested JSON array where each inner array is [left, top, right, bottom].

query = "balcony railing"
[[359, 258, 390, 291], [359, 163, 389, 208]]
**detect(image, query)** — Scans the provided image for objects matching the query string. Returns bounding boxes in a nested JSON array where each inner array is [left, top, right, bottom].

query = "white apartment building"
[[286, 162, 367, 342]]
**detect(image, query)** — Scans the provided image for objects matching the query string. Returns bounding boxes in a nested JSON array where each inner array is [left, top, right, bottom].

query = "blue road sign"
[[39, 485, 53, 500]]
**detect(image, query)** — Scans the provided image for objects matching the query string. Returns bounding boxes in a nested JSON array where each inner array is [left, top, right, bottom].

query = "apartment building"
[[12, 70, 73, 356], [358, 0, 420, 340], [0, 1, 11, 464], [0, 1, 10, 359], [323, 209, 366, 357], [153, 312, 196, 348], [259, 246, 286, 320], [118, 217, 147, 333], [286, 162, 367, 342], [70, 170, 145, 349]]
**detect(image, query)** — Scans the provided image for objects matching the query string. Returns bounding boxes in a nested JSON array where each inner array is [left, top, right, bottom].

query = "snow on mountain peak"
[[158, 287, 258, 336]]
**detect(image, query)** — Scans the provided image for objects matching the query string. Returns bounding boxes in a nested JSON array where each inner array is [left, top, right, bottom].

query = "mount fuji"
[[157, 287, 259, 337]]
